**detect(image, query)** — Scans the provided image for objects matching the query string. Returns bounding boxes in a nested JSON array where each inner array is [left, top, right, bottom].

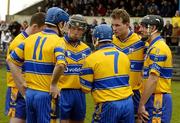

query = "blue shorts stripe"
[[145, 94, 172, 123], [5, 87, 26, 119], [93, 75, 129, 90]]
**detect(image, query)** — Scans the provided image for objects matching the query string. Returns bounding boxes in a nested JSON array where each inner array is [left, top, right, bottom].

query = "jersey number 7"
[[104, 51, 119, 74]]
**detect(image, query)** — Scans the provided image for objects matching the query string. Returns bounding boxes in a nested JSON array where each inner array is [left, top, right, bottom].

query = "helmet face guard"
[[68, 20, 87, 30], [140, 15, 164, 32], [68, 14, 87, 30]]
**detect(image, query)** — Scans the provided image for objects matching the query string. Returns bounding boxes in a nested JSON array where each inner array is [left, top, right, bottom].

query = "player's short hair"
[[30, 12, 45, 27], [111, 9, 130, 23]]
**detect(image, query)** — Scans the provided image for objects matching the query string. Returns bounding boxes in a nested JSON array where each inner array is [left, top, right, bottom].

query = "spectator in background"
[[1, 30, 12, 53], [37, 6, 42, 12], [160, 0, 171, 17], [128, 0, 136, 16], [167, 1, 175, 17], [8, 21, 22, 39], [105, 5, 112, 16], [136, 2, 146, 17], [147, 3, 159, 15], [162, 20, 173, 45], [89, 6, 95, 16], [97, 3, 106, 16], [21, 20, 28, 31], [101, 18, 107, 24], [172, 22, 180, 46], [0, 21, 9, 49], [175, 10, 180, 17], [0, 21, 9, 31], [43, 0, 178, 17], [4, 30, 12, 52], [91, 19, 98, 29]]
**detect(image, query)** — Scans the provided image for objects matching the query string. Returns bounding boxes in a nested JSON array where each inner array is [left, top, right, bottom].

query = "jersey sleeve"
[[54, 40, 66, 65], [7, 42, 25, 66], [80, 58, 94, 93], [148, 47, 167, 77]]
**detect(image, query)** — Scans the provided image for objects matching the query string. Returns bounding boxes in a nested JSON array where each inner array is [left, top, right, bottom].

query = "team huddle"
[[5, 7, 173, 123]]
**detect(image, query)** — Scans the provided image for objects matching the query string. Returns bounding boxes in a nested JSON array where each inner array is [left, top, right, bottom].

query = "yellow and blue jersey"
[[112, 31, 145, 90], [58, 35, 91, 89], [6, 31, 29, 87], [80, 44, 133, 103], [7, 28, 66, 92], [143, 36, 172, 93]]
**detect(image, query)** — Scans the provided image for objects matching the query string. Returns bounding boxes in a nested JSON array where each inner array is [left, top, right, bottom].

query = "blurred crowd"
[[0, 20, 28, 53], [44, 0, 178, 17], [85, 18, 180, 49], [1, 17, 180, 53], [133, 20, 180, 46], [1, 0, 180, 53]]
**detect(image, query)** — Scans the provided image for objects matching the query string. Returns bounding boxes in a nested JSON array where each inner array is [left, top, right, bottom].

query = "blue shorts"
[[92, 96, 134, 123], [132, 90, 141, 117], [5, 87, 26, 120], [145, 93, 172, 123], [26, 88, 56, 123], [59, 89, 86, 120]]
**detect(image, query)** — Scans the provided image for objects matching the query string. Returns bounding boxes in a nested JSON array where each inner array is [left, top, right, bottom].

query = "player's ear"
[[31, 24, 38, 29], [151, 25, 157, 32], [57, 21, 67, 35], [58, 21, 66, 29], [31, 24, 40, 33], [125, 22, 130, 28], [92, 37, 99, 47]]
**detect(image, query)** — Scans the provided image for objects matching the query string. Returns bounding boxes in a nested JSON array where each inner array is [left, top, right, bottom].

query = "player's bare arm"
[[50, 63, 65, 98], [138, 73, 158, 122], [6, 59, 26, 97]]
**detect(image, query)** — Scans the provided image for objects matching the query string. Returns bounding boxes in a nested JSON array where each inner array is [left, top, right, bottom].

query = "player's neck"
[[24, 27, 31, 35], [98, 42, 112, 48], [148, 33, 161, 44], [117, 29, 130, 42]]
